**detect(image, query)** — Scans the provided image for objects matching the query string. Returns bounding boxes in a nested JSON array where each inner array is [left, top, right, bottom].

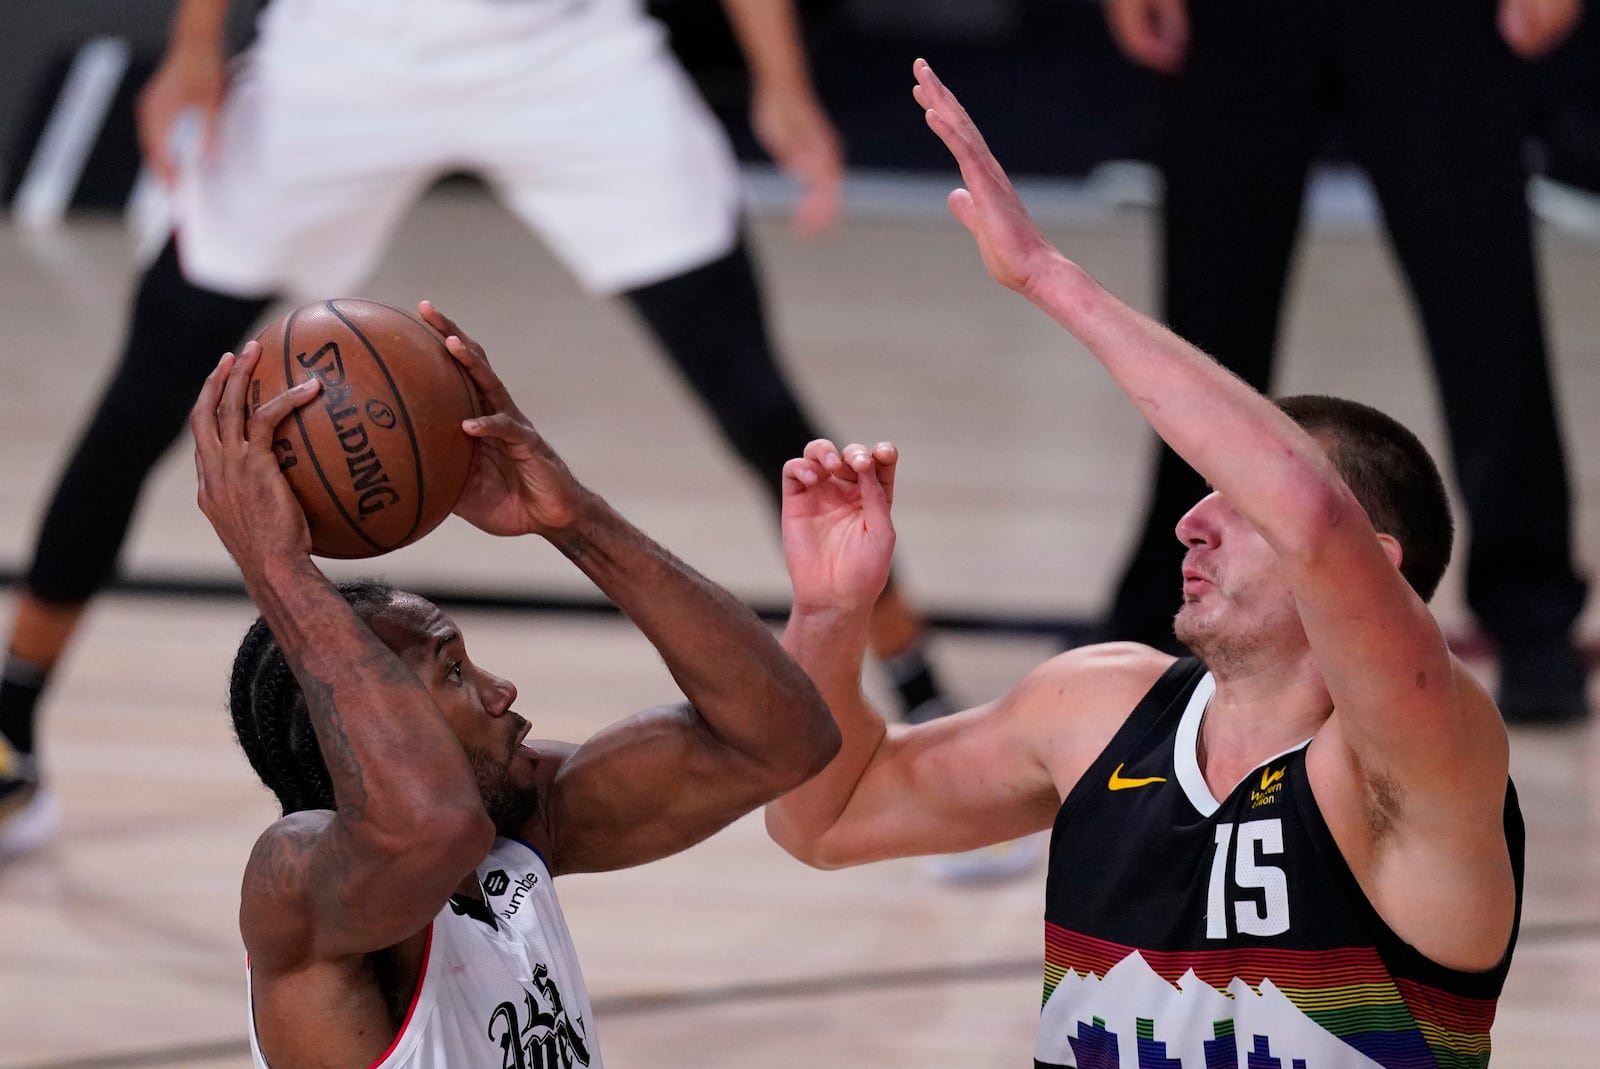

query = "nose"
[[1175, 491, 1225, 548], [484, 671, 518, 717]]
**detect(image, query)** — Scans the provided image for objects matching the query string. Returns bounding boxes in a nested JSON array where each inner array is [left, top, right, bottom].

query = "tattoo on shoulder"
[[248, 821, 318, 899], [247, 816, 361, 918]]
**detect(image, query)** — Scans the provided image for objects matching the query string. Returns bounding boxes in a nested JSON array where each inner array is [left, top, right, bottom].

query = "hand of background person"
[[418, 302, 591, 539], [781, 439, 897, 616], [911, 60, 1062, 297], [137, 37, 227, 186], [751, 85, 846, 238], [1104, 0, 1189, 74], [191, 342, 323, 569], [1498, 0, 1583, 58]]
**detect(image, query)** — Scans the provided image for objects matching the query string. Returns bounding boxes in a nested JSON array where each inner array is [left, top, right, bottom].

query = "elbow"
[[764, 806, 852, 871], [1276, 477, 1365, 560], [417, 802, 497, 876], [364, 791, 495, 876], [801, 710, 844, 781], [776, 696, 842, 793]]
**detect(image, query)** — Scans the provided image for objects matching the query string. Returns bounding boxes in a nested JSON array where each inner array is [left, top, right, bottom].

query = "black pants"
[[27, 234, 821, 604], [1108, 0, 1587, 649]]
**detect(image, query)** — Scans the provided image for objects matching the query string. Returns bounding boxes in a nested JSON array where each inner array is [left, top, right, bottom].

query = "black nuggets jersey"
[[1037, 659, 1524, 1069]]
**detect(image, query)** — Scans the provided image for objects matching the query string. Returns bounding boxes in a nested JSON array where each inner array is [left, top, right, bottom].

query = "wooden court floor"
[[1, 173, 1598, 1067]]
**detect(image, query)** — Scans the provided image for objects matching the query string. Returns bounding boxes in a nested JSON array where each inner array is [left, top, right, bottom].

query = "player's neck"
[[1197, 661, 1329, 794]]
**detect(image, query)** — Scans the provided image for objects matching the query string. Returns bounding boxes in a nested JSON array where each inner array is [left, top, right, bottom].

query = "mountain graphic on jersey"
[[1038, 954, 1385, 1069], [1038, 926, 1494, 1069]]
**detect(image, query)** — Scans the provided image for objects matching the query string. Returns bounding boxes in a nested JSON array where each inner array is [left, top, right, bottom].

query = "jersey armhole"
[[1287, 764, 1523, 998], [245, 921, 439, 1069]]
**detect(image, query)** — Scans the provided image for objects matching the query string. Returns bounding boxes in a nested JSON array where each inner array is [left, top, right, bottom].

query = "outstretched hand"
[[781, 439, 898, 614], [419, 301, 589, 538], [912, 59, 1061, 296]]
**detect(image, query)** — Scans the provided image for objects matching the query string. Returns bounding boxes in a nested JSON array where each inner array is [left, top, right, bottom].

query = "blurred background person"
[[1100, 0, 1591, 723]]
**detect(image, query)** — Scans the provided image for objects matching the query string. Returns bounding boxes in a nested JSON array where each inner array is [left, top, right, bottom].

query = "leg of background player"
[[622, 236, 954, 724], [0, 240, 272, 858]]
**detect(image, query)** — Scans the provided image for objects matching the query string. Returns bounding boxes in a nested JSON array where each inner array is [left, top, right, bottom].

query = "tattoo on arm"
[[296, 673, 368, 821], [279, 628, 421, 826], [556, 533, 590, 562]]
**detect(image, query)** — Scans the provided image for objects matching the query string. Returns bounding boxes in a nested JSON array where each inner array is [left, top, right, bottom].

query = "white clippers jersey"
[[248, 838, 601, 1069]]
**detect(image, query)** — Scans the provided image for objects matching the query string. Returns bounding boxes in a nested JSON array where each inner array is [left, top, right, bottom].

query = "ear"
[[1375, 532, 1403, 572]]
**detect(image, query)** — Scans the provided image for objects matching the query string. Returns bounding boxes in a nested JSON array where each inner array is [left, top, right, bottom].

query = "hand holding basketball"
[[192, 342, 324, 568], [248, 299, 481, 558], [419, 301, 590, 538]]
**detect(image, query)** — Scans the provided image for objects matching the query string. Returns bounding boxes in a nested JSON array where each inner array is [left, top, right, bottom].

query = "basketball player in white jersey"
[[194, 303, 839, 1069], [767, 63, 1524, 1068]]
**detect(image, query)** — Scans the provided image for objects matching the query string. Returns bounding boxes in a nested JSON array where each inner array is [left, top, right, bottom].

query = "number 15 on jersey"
[[1207, 819, 1291, 939]]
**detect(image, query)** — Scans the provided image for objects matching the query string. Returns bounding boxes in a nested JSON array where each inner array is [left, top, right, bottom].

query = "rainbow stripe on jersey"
[[1042, 923, 1496, 1069]]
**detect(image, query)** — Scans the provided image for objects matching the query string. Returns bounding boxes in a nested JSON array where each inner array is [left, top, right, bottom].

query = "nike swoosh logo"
[[1108, 763, 1168, 791], [1260, 766, 1285, 790]]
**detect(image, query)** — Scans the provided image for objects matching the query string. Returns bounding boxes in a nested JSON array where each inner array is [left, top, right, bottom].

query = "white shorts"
[[174, 0, 743, 298]]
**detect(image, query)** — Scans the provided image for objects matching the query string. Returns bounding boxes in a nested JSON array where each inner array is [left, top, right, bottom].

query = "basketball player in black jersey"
[[767, 62, 1525, 1068]]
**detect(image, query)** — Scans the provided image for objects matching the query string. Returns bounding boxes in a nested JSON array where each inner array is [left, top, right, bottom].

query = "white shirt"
[[248, 838, 601, 1069]]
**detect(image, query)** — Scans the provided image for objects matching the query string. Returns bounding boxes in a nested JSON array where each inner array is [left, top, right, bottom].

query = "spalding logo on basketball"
[[249, 299, 481, 559]]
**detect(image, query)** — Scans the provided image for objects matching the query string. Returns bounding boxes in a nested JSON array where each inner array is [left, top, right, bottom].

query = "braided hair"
[[228, 577, 399, 815]]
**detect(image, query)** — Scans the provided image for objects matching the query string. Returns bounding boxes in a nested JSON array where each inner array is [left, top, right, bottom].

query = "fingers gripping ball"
[[249, 299, 481, 559]]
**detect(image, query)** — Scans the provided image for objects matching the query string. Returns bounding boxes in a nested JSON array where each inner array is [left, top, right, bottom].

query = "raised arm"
[[914, 60, 1513, 963], [193, 345, 494, 974], [419, 305, 840, 876], [764, 439, 1157, 867]]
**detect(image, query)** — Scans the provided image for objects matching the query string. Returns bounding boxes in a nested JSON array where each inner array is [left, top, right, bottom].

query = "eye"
[[447, 662, 464, 682]]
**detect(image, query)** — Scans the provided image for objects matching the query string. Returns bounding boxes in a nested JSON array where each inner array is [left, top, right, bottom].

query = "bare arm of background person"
[[719, 0, 846, 236], [137, 0, 232, 185], [1103, 0, 1189, 74], [1103, 0, 1582, 76], [1499, 0, 1584, 58]]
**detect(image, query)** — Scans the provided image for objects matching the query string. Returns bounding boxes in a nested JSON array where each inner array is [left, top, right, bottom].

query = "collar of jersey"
[[1174, 672, 1312, 817]]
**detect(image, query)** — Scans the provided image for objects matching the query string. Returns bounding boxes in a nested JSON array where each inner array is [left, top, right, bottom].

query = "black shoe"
[[1497, 639, 1591, 724]]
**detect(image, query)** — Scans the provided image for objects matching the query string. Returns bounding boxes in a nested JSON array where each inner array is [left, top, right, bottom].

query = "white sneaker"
[[1086, 160, 1163, 212], [925, 834, 1045, 885], [1530, 175, 1600, 243], [0, 752, 59, 860]]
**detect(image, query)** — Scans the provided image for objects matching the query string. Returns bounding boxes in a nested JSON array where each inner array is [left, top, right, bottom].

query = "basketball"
[[248, 299, 481, 559]]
